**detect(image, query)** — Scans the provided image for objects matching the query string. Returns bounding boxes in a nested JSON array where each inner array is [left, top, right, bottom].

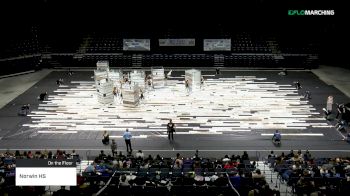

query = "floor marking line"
[[261, 133, 324, 136], [1, 149, 350, 152]]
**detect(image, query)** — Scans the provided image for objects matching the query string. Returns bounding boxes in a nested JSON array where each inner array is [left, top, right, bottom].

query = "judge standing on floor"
[[123, 128, 132, 153], [167, 119, 175, 141], [102, 131, 110, 145]]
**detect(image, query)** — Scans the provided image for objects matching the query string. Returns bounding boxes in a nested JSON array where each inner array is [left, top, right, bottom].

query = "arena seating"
[[39, 28, 82, 54], [0, 28, 320, 72], [1, 150, 349, 195], [0, 28, 40, 59], [83, 33, 123, 53], [0, 56, 41, 76], [266, 151, 350, 195], [231, 32, 271, 53]]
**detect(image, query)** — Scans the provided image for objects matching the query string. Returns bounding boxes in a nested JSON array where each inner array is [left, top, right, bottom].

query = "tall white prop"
[[122, 84, 140, 107], [130, 70, 145, 91], [94, 61, 114, 104], [185, 69, 201, 91], [151, 67, 165, 88], [108, 69, 123, 88]]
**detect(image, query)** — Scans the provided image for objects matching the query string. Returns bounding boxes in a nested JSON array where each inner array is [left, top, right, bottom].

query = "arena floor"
[[0, 69, 349, 159]]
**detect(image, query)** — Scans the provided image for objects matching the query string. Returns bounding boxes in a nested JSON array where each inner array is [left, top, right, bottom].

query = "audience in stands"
[[242, 151, 249, 162], [270, 150, 350, 196], [268, 150, 277, 158], [1, 149, 350, 195], [52, 186, 70, 196], [135, 150, 144, 159], [252, 169, 265, 180]]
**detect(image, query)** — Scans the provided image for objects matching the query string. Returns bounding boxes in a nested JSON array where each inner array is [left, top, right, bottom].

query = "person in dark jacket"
[[167, 119, 175, 140]]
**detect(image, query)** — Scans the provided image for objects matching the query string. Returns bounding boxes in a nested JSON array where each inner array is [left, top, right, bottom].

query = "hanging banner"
[[204, 39, 231, 51], [123, 39, 150, 51], [159, 39, 195, 46]]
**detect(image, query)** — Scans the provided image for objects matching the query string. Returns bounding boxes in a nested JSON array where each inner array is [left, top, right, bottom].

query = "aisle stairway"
[[256, 160, 293, 196]]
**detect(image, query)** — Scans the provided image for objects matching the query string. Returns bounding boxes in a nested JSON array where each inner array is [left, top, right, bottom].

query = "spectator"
[[224, 162, 234, 169], [287, 150, 295, 159], [175, 153, 183, 166], [135, 150, 144, 159], [85, 162, 96, 174], [98, 150, 106, 160], [194, 149, 200, 160], [241, 151, 249, 161], [291, 154, 302, 164], [304, 150, 312, 162], [116, 151, 126, 160], [252, 169, 265, 180], [69, 150, 78, 160], [119, 174, 130, 186], [193, 159, 201, 169], [222, 155, 231, 162], [53, 186, 70, 196], [145, 154, 153, 163], [173, 160, 182, 169], [27, 151, 33, 159], [214, 174, 227, 186], [48, 151, 53, 159], [297, 150, 303, 159], [268, 150, 276, 158], [56, 150, 65, 159]]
